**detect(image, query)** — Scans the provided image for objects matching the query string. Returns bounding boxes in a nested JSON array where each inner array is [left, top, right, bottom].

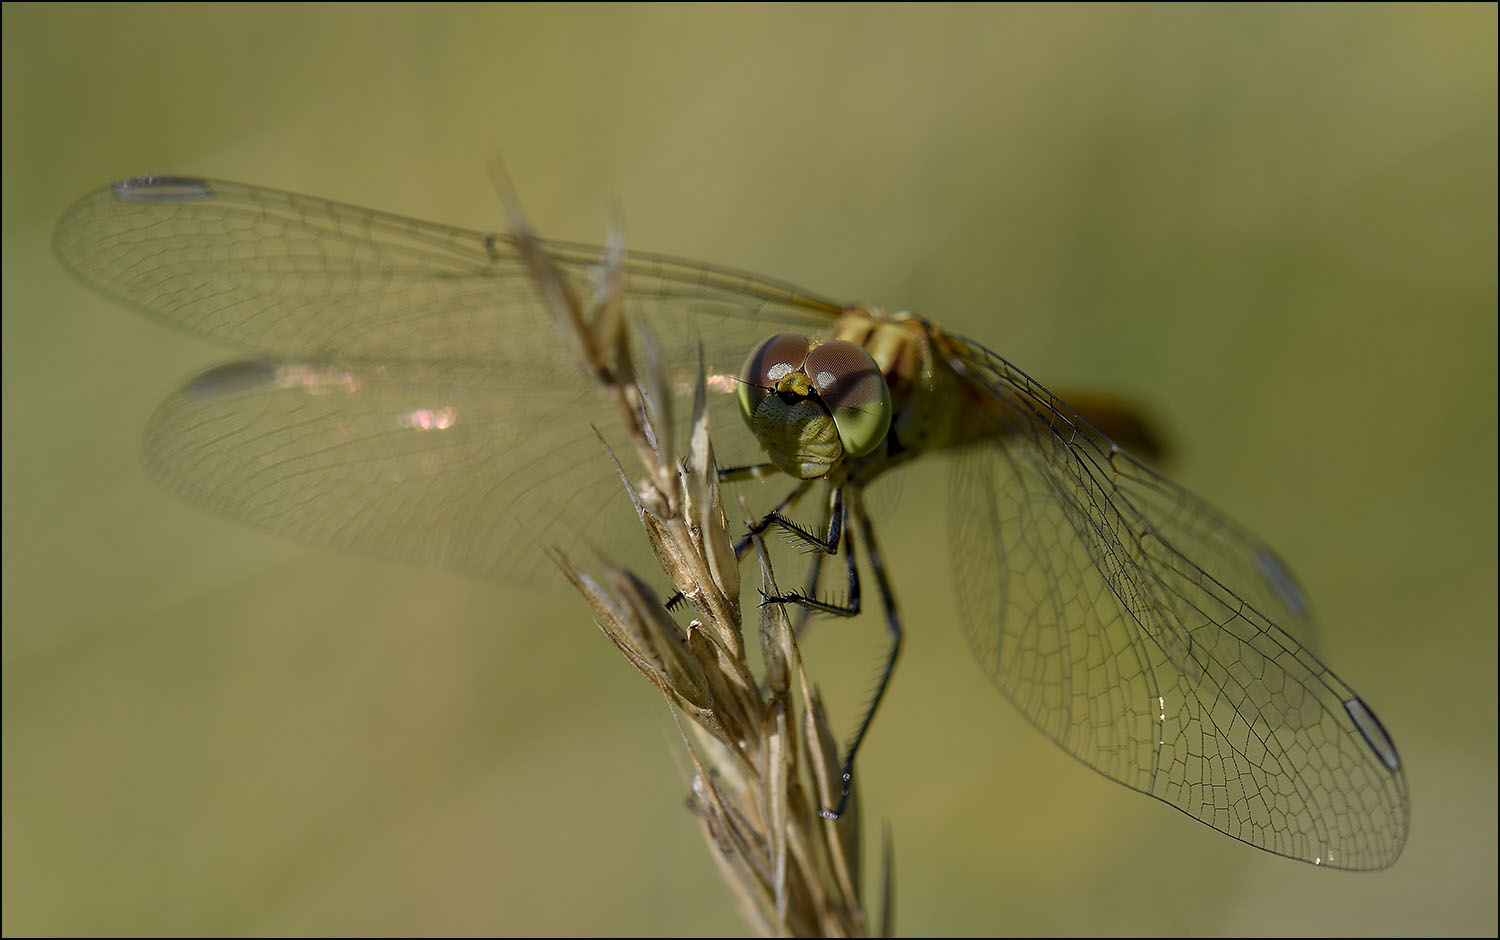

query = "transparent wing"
[[142, 359, 656, 583], [53, 177, 842, 363], [55, 177, 843, 582], [939, 333, 1409, 870]]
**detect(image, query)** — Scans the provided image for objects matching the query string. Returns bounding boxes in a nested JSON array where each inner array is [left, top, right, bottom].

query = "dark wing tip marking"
[[112, 176, 216, 202], [184, 360, 280, 401], [1343, 696, 1402, 773], [1254, 547, 1311, 619]]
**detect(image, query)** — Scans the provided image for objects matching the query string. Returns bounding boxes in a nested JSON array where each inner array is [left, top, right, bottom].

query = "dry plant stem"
[[504, 196, 877, 938]]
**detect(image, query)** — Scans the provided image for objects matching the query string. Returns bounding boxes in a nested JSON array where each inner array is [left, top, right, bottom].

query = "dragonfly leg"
[[820, 492, 903, 820], [758, 485, 861, 617], [791, 540, 825, 637], [716, 462, 782, 484], [752, 482, 842, 552], [664, 477, 811, 611], [732, 478, 814, 561]]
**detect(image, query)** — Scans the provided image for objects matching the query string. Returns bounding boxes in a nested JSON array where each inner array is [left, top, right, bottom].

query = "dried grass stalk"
[[505, 195, 878, 937]]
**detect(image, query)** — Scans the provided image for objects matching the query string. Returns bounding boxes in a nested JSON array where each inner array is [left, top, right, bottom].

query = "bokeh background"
[[4, 4, 1494, 936]]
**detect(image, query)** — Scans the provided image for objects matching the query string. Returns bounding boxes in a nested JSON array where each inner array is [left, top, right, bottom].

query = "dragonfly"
[[54, 176, 1409, 871]]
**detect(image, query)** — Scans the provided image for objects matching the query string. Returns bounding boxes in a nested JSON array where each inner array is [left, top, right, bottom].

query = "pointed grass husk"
[[508, 192, 877, 937]]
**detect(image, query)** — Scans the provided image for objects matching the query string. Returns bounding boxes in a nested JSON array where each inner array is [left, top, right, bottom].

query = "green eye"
[[738, 332, 810, 431], [803, 340, 891, 457]]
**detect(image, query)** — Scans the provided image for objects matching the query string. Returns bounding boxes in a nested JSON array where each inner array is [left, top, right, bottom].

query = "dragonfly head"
[[737, 332, 892, 479]]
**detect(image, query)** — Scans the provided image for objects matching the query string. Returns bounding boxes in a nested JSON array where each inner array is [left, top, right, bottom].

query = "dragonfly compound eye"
[[803, 340, 892, 458], [738, 332, 812, 430]]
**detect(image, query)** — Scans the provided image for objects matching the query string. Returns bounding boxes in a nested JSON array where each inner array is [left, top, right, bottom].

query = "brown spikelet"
[[504, 184, 881, 937]]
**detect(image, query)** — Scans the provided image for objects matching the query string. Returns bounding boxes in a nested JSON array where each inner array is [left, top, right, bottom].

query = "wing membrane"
[[942, 335, 1409, 870], [53, 176, 841, 362], [142, 358, 657, 583], [55, 177, 844, 582]]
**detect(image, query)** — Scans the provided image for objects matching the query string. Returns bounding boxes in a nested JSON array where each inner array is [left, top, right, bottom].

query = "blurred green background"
[[3, 4, 1494, 936]]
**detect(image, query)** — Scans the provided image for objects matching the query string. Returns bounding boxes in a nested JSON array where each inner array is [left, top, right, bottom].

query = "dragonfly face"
[[737, 329, 892, 479], [54, 176, 1409, 870], [734, 309, 993, 486]]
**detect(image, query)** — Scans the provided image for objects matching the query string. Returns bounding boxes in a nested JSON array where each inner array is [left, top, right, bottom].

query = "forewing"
[[53, 177, 841, 364], [941, 335, 1409, 870]]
